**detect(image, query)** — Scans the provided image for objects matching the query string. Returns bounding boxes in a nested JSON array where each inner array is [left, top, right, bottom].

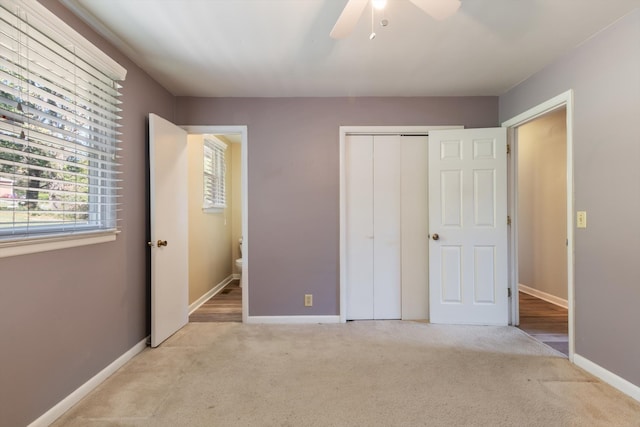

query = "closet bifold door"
[[400, 136, 429, 320], [345, 135, 402, 320], [372, 136, 402, 319], [345, 135, 375, 319]]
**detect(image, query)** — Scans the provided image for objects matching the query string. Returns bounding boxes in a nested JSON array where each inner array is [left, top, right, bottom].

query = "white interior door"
[[428, 128, 508, 325], [149, 113, 189, 347]]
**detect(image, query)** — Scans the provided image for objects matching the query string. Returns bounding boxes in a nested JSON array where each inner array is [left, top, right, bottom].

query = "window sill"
[[0, 230, 118, 258], [203, 207, 226, 214]]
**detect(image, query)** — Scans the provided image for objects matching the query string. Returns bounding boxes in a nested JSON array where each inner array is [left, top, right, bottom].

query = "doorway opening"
[[182, 126, 248, 323], [187, 133, 243, 322], [503, 90, 574, 360], [513, 108, 568, 356]]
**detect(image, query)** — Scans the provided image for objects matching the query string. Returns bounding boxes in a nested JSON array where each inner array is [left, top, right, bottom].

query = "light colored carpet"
[[53, 321, 640, 426]]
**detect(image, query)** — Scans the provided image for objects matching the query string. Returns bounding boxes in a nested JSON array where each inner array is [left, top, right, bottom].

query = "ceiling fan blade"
[[408, 0, 461, 21], [330, 0, 369, 39]]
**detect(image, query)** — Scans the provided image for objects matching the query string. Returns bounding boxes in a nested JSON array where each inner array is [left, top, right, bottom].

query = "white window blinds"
[[0, 0, 126, 241], [203, 137, 226, 210]]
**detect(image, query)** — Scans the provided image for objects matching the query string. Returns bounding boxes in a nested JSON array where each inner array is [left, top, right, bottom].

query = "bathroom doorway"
[[183, 126, 248, 323]]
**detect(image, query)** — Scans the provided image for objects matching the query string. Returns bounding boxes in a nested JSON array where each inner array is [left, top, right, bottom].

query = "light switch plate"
[[577, 211, 587, 228]]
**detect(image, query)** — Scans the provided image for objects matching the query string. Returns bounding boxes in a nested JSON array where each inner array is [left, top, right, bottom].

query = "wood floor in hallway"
[[190, 280, 242, 322], [517, 291, 568, 356]]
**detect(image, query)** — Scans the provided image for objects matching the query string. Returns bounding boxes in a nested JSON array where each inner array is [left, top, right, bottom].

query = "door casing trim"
[[501, 89, 575, 361]]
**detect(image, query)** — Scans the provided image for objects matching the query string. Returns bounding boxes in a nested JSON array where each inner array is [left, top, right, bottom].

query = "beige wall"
[[229, 140, 242, 271], [517, 108, 567, 299], [187, 134, 232, 304]]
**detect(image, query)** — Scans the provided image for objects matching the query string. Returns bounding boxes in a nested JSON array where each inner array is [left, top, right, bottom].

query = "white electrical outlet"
[[304, 294, 313, 307], [577, 211, 587, 229]]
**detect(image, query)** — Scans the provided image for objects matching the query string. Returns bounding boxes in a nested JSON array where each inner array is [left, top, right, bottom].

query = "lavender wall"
[[500, 10, 640, 387], [175, 97, 498, 316], [0, 2, 175, 426]]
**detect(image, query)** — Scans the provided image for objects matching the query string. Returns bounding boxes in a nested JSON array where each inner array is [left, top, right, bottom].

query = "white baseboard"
[[519, 284, 568, 309], [189, 275, 235, 315], [246, 315, 340, 324], [574, 354, 640, 402], [28, 337, 148, 427]]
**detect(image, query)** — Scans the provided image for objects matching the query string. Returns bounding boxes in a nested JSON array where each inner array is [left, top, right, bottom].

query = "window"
[[203, 137, 226, 211], [0, 0, 126, 249]]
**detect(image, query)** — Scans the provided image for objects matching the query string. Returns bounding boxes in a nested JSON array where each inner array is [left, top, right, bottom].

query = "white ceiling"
[[62, 0, 640, 97]]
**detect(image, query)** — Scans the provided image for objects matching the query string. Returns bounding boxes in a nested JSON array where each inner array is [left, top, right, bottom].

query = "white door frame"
[[339, 125, 462, 323], [501, 89, 575, 360], [182, 125, 249, 323]]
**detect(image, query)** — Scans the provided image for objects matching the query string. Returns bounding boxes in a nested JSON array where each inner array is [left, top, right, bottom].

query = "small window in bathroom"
[[203, 137, 227, 212]]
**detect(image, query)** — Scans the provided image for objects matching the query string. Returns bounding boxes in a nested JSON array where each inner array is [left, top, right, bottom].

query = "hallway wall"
[[517, 109, 567, 300]]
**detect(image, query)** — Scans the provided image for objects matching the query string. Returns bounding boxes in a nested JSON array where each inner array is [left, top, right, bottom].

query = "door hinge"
[[507, 216, 511, 226], [508, 288, 512, 298], [507, 143, 511, 155]]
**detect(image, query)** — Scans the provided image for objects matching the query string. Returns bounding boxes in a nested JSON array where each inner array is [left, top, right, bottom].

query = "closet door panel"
[[345, 135, 374, 320], [401, 136, 429, 320], [373, 136, 402, 319]]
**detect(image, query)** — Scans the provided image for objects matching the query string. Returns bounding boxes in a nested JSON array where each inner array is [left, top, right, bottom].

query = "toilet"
[[235, 237, 243, 286]]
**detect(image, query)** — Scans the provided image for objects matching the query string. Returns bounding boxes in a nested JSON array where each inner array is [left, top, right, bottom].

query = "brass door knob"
[[157, 240, 168, 247], [432, 233, 440, 241]]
